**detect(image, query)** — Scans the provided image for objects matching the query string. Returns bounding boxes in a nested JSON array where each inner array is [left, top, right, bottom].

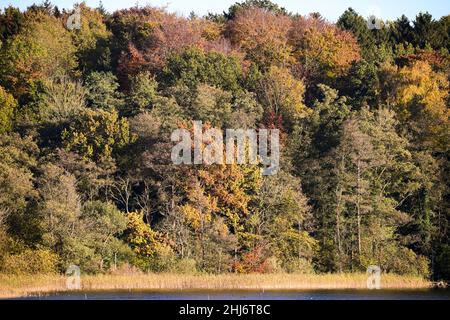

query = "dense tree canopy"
[[0, 1, 448, 280]]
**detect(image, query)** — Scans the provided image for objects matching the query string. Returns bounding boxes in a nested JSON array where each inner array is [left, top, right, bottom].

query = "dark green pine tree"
[[390, 15, 414, 45]]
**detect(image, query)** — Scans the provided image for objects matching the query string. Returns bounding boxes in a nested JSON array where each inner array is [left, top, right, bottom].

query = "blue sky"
[[0, 0, 448, 21]]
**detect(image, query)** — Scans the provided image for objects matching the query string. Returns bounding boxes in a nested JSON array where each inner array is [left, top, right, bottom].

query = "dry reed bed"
[[0, 273, 431, 299]]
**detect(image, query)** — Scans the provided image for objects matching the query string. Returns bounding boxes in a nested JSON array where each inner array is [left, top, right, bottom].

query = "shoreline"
[[0, 273, 434, 299]]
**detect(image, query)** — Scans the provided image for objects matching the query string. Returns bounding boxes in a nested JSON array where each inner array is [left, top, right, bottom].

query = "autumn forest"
[[0, 0, 449, 281]]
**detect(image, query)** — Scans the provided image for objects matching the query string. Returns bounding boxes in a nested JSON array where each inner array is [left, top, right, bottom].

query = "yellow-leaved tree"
[[394, 60, 449, 151], [123, 211, 174, 271], [0, 86, 16, 134], [258, 66, 310, 128]]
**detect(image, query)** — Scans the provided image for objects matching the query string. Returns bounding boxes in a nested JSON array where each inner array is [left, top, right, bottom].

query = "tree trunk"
[[356, 159, 362, 258], [336, 186, 343, 273]]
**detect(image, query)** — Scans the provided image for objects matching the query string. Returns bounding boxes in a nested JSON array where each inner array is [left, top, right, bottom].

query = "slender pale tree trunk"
[[335, 153, 345, 272], [335, 187, 343, 273], [356, 159, 362, 258], [298, 218, 302, 260]]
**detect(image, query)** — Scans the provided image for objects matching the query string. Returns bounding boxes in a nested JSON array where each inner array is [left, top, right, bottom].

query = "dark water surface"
[[19, 289, 450, 300]]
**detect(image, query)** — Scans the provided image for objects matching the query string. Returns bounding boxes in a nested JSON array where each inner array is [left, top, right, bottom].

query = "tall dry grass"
[[0, 273, 432, 299]]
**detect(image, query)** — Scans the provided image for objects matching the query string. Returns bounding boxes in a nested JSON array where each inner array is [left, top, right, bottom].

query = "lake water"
[[20, 289, 450, 300]]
